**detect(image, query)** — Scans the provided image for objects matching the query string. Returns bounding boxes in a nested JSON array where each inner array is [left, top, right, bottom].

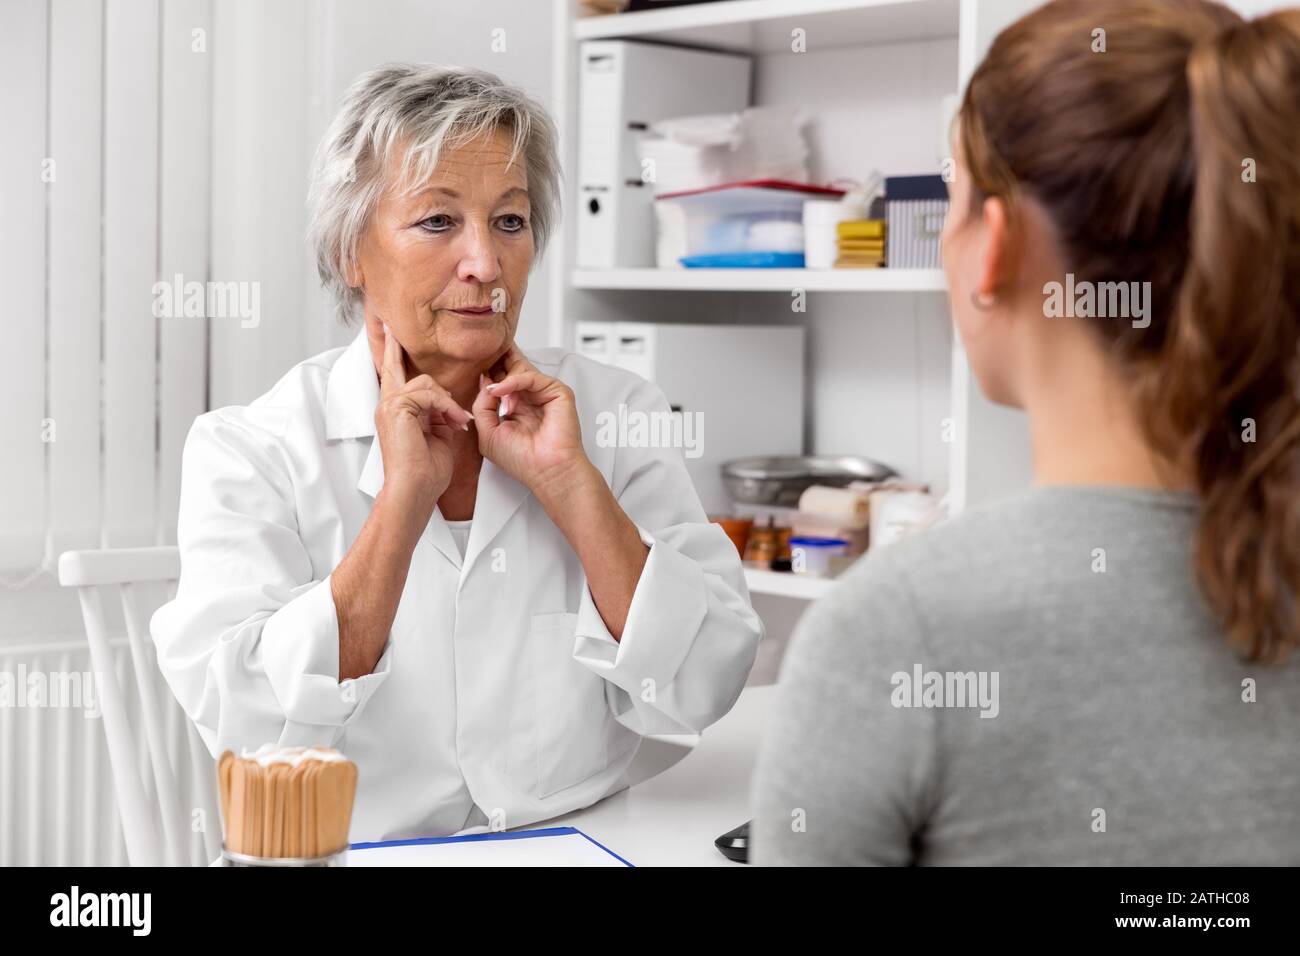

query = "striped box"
[[885, 175, 949, 269]]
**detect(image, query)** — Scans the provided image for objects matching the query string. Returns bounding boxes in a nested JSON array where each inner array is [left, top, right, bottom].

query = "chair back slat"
[[119, 582, 187, 866], [72, 585, 164, 866], [59, 546, 212, 867]]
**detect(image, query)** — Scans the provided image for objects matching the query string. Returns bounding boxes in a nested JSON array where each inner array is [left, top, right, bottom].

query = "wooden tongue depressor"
[[312, 759, 327, 858], [318, 761, 338, 855], [314, 761, 330, 855], [291, 759, 310, 859], [303, 760, 318, 859], [218, 751, 234, 848], [248, 761, 263, 858], [219, 747, 359, 859], [324, 762, 340, 855], [228, 757, 246, 855], [266, 764, 282, 858], [297, 759, 314, 863], [240, 761, 250, 857], [271, 764, 287, 858], [327, 760, 358, 855], [282, 762, 294, 858], [242, 758, 255, 857], [262, 762, 276, 858], [267, 763, 284, 858], [256, 762, 269, 857], [263, 763, 276, 858]]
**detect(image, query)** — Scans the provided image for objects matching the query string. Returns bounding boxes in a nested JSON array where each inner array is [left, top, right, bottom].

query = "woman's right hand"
[[374, 324, 472, 520]]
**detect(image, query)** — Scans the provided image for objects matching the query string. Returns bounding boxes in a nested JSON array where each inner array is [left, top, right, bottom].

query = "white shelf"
[[574, 0, 960, 54], [744, 567, 837, 600], [572, 267, 947, 293]]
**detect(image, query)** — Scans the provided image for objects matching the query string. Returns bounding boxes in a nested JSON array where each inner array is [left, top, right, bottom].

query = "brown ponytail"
[[960, 0, 1300, 661]]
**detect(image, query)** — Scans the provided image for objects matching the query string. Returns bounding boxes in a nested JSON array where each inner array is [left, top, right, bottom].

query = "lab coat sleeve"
[[150, 410, 393, 757], [571, 378, 764, 736]]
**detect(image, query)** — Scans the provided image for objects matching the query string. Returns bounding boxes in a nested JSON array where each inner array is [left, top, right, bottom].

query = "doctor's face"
[[353, 127, 534, 369]]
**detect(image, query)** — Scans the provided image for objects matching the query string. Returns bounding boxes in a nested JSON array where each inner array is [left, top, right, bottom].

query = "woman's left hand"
[[472, 342, 589, 498]]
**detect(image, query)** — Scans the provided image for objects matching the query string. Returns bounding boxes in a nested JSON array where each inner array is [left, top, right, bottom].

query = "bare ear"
[[977, 195, 1013, 300]]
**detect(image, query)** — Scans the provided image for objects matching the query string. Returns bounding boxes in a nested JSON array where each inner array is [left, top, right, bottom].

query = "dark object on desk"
[[628, 0, 722, 10], [715, 820, 750, 863]]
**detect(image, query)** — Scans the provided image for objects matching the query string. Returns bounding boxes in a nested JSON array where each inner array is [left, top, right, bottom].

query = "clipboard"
[[348, 826, 634, 867]]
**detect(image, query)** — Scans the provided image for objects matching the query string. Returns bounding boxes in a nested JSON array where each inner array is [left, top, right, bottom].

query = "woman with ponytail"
[[752, 0, 1300, 865]]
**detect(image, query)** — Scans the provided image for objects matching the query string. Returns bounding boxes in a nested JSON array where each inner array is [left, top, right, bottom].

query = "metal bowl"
[[722, 455, 897, 507]]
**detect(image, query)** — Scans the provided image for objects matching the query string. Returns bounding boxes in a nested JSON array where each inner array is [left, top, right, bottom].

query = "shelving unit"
[[548, 0, 1040, 600], [744, 567, 836, 601], [573, 0, 961, 53], [572, 267, 947, 293]]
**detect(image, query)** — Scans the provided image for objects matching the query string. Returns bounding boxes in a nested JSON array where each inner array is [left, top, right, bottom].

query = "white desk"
[[532, 683, 775, 867], [213, 684, 775, 867]]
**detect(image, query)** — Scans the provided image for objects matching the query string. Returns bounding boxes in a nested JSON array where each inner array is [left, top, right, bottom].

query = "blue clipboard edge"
[[349, 826, 634, 867]]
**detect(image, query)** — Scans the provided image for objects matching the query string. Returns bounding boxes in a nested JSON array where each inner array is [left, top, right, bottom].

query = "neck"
[[364, 320, 506, 413], [1019, 323, 1192, 491], [412, 351, 501, 413]]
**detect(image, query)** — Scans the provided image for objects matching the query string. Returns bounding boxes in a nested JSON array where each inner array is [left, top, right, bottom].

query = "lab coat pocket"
[[530, 611, 636, 799]]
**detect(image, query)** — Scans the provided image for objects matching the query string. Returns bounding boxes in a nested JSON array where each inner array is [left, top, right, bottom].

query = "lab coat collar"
[[328, 327, 531, 575], [325, 328, 379, 441]]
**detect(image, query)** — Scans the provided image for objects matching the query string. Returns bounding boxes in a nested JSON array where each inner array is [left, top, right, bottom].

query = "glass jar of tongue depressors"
[[218, 745, 358, 866]]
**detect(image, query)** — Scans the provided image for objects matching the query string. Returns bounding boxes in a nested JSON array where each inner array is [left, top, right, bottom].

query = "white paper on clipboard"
[[347, 827, 632, 867]]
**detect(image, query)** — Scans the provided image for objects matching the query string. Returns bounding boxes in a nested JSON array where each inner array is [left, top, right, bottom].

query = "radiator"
[[0, 637, 218, 866]]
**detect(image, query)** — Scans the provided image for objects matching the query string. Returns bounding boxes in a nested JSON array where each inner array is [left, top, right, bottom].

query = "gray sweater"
[[750, 486, 1300, 865]]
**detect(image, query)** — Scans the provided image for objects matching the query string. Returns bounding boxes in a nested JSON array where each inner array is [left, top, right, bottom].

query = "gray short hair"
[[307, 63, 562, 325]]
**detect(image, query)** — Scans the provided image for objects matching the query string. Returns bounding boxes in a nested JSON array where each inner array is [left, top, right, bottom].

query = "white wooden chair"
[[57, 546, 219, 866]]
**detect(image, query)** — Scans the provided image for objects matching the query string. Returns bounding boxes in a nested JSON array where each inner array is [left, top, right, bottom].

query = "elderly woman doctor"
[[150, 64, 763, 843]]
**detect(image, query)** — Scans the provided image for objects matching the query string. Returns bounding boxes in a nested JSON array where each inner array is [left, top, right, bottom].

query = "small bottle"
[[743, 516, 778, 568]]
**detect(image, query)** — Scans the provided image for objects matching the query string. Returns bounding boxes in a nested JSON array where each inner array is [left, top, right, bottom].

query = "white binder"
[[577, 40, 751, 269]]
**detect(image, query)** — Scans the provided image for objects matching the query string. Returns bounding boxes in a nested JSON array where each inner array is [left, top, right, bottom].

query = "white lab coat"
[[150, 327, 764, 843]]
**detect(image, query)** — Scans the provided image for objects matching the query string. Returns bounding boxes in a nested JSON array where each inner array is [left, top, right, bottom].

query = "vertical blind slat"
[[48, 0, 106, 557], [102, 0, 161, 547], [157, 0, 212, 547], [0, 0, 50, 571], [208, 0, 312, 409]]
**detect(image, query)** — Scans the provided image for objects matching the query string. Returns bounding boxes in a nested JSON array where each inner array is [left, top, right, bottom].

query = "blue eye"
[[498, 214, 527, 233], [418, 214, 454, 233]]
